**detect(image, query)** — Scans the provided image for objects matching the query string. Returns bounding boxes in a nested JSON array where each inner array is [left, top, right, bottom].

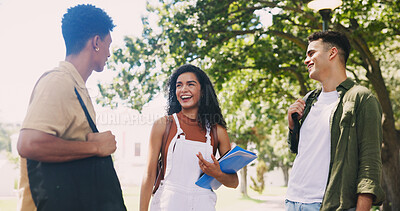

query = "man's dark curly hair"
[[308, 31, 351, 65], [62, 4, 115, 55], [167, 64, 227, 129]]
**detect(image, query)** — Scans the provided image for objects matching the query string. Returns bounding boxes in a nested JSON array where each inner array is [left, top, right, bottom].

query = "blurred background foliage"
[[98, 0, 400, 209]]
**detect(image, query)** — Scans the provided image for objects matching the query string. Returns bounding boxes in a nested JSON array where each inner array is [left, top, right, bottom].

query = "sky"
[[0, 0, 148, 123], [0, 0, 273, 124]]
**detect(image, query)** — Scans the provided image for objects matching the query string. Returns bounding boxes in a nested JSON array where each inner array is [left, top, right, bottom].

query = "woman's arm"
[[196, 124, 239, 188], [139, 117, 167, 211]]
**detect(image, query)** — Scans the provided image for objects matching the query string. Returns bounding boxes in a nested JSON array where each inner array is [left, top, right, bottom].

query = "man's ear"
[[329, 47, 339, 60], [91, 35, 101, 51]]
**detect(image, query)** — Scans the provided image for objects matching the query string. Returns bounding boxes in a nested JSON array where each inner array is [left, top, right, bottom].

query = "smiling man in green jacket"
[[286, 31, 385, 211]]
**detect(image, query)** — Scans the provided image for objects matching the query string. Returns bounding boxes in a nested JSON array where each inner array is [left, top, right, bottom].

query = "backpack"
[[289, 89, 320, 154], [27, 88, 126, 211]]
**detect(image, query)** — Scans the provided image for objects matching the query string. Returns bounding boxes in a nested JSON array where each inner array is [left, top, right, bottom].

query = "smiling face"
[[304, 39, 332, 82], [175, 72, 202, 111]]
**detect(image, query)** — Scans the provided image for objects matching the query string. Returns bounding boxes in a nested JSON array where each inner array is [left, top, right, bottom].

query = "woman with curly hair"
[[140, 64, 238, 211]]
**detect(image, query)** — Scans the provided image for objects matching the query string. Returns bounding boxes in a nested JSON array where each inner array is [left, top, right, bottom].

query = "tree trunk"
[[366, 66, 400, 211], [281, 166, 290, 187], [381, 135, 400, 211], [240, 165, 248, 197], [381, 173, 392, 211], [369, 75, 400, 211], [364, 54, 400, 211]]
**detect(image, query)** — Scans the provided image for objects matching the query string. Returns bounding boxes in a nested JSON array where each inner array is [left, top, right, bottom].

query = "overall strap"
[[172, 113, 218, 155], [172, 113, 184, 136], [74, 87, 98, 133]]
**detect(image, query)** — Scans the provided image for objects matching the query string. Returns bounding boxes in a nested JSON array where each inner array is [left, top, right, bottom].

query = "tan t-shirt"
[[17, 61, 96, 211]]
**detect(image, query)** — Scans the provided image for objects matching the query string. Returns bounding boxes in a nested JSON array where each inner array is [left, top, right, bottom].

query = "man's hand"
[[87, 131, 117, 157], [288, 99, 306, 130], [356, 193, 373, 211]]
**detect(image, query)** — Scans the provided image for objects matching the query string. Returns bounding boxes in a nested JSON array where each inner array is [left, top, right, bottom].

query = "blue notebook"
[[195, 145, 257, 190]]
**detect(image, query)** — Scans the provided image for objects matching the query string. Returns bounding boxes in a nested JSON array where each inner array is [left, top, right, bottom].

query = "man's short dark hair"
[[62, 4, 115, 55], [308, 31, 351, 65]]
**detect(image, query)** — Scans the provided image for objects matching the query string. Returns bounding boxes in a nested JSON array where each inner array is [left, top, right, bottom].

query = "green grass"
[[122, 185, 140, 210], [122, 185, 286, 211], [0, 186, 287, 211], [215, 186, 286, 211]]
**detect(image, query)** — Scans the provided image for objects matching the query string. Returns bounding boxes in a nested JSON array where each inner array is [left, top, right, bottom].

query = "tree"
[[250, 160, 267, 194], [99, 0, 400, 209], [220, 99, 262, 197], [0, 123, 12, 152]]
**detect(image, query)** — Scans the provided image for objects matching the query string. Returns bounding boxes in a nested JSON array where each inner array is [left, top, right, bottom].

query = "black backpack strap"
[[290, 112, 300, 153], [290, 89, 319, 153], [74, 87, 98, 133]]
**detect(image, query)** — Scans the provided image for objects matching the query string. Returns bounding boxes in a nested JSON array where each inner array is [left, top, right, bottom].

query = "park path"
[[243, 195, 285, 211]]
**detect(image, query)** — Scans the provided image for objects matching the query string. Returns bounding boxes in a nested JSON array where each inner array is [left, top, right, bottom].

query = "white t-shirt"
[[286, 90, 339, 203]]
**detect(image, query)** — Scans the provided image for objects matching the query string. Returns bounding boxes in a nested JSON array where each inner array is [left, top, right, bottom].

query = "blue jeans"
[[285, 199, 321, 211]]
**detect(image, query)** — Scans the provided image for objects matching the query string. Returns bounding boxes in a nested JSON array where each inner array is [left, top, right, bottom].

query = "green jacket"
[[288, 78, 385, 210]]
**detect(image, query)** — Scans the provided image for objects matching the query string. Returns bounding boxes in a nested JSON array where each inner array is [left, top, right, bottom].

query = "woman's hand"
[[196, 152, 222, 179]]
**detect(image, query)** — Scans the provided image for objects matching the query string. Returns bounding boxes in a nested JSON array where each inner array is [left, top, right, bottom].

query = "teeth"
[[181, 96, 191, 99]]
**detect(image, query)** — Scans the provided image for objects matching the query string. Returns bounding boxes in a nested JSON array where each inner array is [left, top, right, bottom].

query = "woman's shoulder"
[[152, 115, 173, 133], [154, 115, 174, 124], [214, 124, 228, 139], [214, 123, 227, 132]]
